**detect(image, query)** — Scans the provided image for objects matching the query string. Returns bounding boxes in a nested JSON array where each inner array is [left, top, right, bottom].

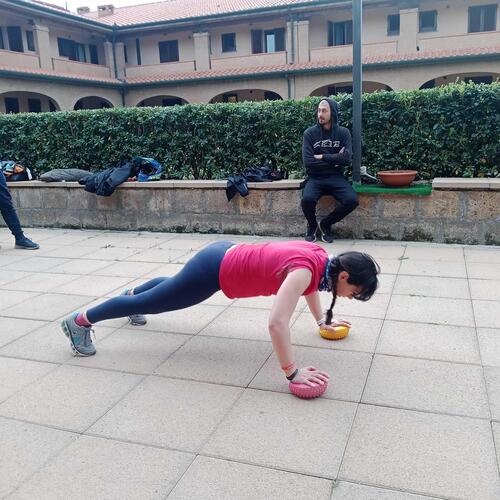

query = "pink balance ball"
[[289, 380, 328, 399]]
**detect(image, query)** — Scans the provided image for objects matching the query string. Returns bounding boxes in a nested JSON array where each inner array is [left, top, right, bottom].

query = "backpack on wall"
[[0, 161, 34, 181]]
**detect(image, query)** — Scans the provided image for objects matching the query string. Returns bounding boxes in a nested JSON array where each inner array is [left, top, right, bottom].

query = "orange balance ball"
[[319, 325, 350, 340]]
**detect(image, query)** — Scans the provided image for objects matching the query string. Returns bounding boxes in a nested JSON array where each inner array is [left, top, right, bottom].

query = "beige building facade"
[[0, 0, 499, 113]]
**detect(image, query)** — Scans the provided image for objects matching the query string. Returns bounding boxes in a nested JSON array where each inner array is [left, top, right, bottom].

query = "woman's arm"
[[269, 269, 328, 386], [305, 291, 323, 323]]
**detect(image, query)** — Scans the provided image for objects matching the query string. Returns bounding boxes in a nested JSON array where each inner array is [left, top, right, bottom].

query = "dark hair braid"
[[325, 257, 340, 325], [324, 251, 380, 325]]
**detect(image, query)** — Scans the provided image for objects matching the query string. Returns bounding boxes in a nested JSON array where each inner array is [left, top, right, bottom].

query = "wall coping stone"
[[8, 178, 499, 191], [8, 179, 303, 190], [433, 178, 499, 190]]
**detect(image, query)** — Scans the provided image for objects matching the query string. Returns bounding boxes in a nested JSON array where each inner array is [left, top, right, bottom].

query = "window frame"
[[419, 10, 438, 33], [26, 30, 35, 51], [89, 44, 98, 64], [221, 32, 236, 53], [387, 14, 400, 36], [159, 39, 179, 63], [5, 97, 20, 114], [7, 26, 24, 52], [468, 4, 497, 32], [328, 20, 353, 46], [28, 98, 42, 113]]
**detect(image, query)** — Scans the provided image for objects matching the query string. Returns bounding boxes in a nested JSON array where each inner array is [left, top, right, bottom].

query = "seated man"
[[301, 98, 358, 243]]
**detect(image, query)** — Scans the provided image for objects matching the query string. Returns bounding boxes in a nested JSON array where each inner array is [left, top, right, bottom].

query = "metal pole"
[[352, 0, 362, 183]]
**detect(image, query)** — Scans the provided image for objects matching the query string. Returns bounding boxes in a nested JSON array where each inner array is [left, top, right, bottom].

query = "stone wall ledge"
[[10, 178, 499, 191], [9, 179, 302, 190], [432, 178, 500, 190]]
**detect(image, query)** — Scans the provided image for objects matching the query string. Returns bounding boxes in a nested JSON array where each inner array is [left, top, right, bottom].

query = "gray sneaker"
[[61, 313, 96, 356], [121, 289, 147, 326]]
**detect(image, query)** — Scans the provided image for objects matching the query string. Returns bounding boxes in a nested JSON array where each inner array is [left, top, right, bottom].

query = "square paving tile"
[[3, 256, 70, 273], [0, 321, 115, 364], [362, 354, 489, 418], [350, 245, 405, 260], [472, 300, 500, 329], [339, 405, 500, 499], [0, 272, 80, 293], [3, 293, 94, 321], [155, 335, 272, 386], [202, 389, 356, 478], [477, 328, 500, 367], [0, 365, 141, 431], [168, 456, 332, 500], [464, 248, 500, 264], [402, 245, 464, 262], [0, 270, 31, 287], [386, 295, 474, 326], [0, 317, 46, 348], [200, 307, 299, 342], [93, 260, 163, 278], [55, 275, 136, 297], [125, 248, 187, 263], [493, 422, 500, 471], [0, 289, 40, 312], [0, 357, 57, 403], [292, 313, 383, 353], [9, 435, 193, 500], [393, 275, 470, 299], [320, 293, 391, 320], [466, 261, 500, 280], [129, 304, 226, 334], [376, 320, 480, 364], [69, 329, 188, 374], [50, 258, 112, 275], [399, 259, 467, 278], [484, 366, 500, 422], [80, 246, 141, 261], [89, 376, 242, 452], [0, 417, 77, 498], [469, 279, 500, 301], [250, 346, 371, 402], [375, 273, 396, 295], [368, 258, 401, 275], [330, 482, 437, 499], [142, 262, 184, 278]]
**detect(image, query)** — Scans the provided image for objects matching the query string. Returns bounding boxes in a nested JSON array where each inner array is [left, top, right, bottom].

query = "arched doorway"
[[137, 95, 188, 107], [74, 96, 113, 110], [419, 72, 499, 89], [0, 91, 60, 114], [209, 89, 283, 103], [310, 81, 392, 97]]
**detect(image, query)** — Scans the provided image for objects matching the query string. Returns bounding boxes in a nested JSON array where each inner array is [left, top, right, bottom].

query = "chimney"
[[97, 5, 115, 17], [77, 6, 90, 14]]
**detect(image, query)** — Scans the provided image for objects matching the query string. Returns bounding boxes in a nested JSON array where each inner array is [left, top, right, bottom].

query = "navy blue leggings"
[[86, 240, 234, 324]]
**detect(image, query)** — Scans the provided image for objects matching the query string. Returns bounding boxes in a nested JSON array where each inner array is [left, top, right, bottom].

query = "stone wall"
[[3, 178, 500, 245]]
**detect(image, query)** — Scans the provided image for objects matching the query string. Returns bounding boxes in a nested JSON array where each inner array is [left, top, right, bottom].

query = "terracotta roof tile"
[[78, 0, 321, 26], [125, 44, 500, 84]]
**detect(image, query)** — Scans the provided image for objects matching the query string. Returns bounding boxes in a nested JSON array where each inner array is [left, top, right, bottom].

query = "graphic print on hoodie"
[[302, 98, 353, 179]]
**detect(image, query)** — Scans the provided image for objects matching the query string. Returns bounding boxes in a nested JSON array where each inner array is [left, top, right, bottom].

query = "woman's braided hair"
[[325, 252, 380, 325]]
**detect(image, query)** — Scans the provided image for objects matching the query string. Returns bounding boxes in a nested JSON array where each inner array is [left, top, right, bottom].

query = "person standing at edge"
[[0, 169, 39, 250], [301, 98, 359, 243]]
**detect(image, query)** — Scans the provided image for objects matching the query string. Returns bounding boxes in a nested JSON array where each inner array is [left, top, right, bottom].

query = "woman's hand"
[[291, 366, 329, 387], [324, 318, 352, 329]]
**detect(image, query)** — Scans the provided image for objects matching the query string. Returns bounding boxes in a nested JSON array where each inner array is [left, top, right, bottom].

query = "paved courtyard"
[[0, 227, 499, 500]]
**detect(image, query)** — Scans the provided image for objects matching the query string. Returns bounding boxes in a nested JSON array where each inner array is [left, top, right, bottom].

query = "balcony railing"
[[52, 58, 112, 78], [211, 51, 287, 70], [125, 60, 196, 78], [0, 49, 40, 69]]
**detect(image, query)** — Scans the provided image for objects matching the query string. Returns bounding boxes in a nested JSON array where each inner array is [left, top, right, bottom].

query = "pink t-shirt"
[[219, 241, 328, 299]]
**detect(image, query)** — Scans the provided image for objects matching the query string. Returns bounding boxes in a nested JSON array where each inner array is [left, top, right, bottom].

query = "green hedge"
[[0, 82, 498, 179]]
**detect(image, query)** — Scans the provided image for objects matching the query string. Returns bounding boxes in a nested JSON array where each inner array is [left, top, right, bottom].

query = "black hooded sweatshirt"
[[302, 98, 352, 178]]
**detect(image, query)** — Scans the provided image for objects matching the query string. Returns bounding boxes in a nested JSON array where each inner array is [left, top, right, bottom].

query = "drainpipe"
[[352, 0, 362, 184], [111, 23, 118, 79], [287, 10, 295, 64]]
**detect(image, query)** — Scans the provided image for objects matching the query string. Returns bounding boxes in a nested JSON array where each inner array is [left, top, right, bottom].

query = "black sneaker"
[[305, 224, 317, 242], [318, 221, 334, 243], [15, 236, 40, 250]]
